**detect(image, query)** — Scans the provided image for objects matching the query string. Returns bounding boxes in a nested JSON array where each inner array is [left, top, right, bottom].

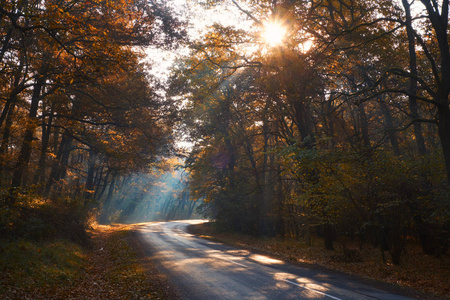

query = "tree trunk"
[[10, 75, 45, 190], [437, 106, 450, 182], [275, 159, 286, 237], [44, 134, 73, 197], [0, 90, 16, 130], [416, 0, 450, 182], [84, 150, 97, 201], [358, 102, 370, 148], [0, 97, 16, 187], [402, 0, 427, 155], [33, 103, 55, 185], [94, 169, 110, 201], [0, 27, 14, 63], [259, 110, 272, 236], [378, 100, 401, 156], [0, 97, 16, 155], [0, 53, 25, 160], [99, 171, 118, 224], [293, 98, 315, 147]]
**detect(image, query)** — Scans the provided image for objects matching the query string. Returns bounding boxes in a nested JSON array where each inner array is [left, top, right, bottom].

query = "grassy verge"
[[0, 239, 86, 299], [0, 224, 179, 300], [189, 222, 450, 300]]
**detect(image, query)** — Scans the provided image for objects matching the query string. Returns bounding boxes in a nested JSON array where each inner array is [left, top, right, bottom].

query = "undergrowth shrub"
[[278, 143, 450, 264], [0, 189, 91, 246]]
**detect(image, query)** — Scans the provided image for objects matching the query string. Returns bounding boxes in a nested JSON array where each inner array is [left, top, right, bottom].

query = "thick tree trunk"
[[10, 76, 45, 190], [402, 0, 428, 155], [0, 92, 16, 130], [1, 56, 25, 150], [419, 0, 450, 182], [437, 106, 450, 182], [0, 98, 16, 155], [0, 99, 16, 187], [293, 99, 315, 147]]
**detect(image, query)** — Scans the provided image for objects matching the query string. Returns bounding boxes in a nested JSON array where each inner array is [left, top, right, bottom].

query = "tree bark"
[[419, 0, 450, 182], [0, 98, 16, 188], [33, 103, 55, 185], [94, 169, 110, 201], [0, 98, 16, 156], [402, 0, 428, 155], [293, 98, 315, 147], [10, 75, 45, 190], [437, 107, 450, 182], [0, 27, 14, 63], [84, 150, 97, 201]]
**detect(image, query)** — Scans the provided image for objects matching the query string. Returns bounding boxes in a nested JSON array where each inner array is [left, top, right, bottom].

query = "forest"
[[1, 0, 449, 267], [0, 0, 187, 244]]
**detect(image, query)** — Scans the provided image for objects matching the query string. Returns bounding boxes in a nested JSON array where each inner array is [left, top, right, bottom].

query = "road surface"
[[137, 220, 415, 300]]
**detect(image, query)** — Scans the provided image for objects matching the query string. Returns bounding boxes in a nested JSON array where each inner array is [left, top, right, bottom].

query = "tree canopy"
[[169, 0, 450, 264], [0, 0, 185, 241], [0, 0, 448, 265]]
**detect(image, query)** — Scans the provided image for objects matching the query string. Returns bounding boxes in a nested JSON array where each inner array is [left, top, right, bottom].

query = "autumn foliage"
[[0, 0, 184, 241], [1, 0, 449, 274], [170, 0, 450, 266]]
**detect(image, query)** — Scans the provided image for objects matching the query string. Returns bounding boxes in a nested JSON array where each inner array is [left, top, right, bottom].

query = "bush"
[[278, 144, 449, 264], [0, 190, 91, 246]]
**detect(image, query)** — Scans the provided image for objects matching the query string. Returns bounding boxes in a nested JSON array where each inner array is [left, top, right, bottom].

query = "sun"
[[262, 21, 286, 47]]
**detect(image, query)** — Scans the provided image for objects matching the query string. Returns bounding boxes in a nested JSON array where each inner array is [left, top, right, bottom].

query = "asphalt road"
[[137, 220, 416, 300]]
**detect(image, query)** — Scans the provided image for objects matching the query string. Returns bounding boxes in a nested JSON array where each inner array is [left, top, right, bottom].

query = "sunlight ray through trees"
[[0, 0, 449, 272], [168, 0, 450, 264]]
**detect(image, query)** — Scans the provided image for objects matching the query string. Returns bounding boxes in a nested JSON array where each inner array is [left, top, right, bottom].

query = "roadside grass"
[[0, 223, 179, 300], [189, 222, 450, 300], [0, 239, 87, 299]]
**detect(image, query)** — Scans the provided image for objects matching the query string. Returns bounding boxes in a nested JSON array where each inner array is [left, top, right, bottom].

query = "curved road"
[[138, 220, 415, 300]]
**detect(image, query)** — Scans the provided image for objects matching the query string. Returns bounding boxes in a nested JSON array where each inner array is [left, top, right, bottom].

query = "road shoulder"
[[187, 222, 448, 300]]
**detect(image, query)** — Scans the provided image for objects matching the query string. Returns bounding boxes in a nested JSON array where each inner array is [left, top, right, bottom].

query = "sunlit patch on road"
[[137, 221, 416, 300], [249, 254, 284, 265]]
